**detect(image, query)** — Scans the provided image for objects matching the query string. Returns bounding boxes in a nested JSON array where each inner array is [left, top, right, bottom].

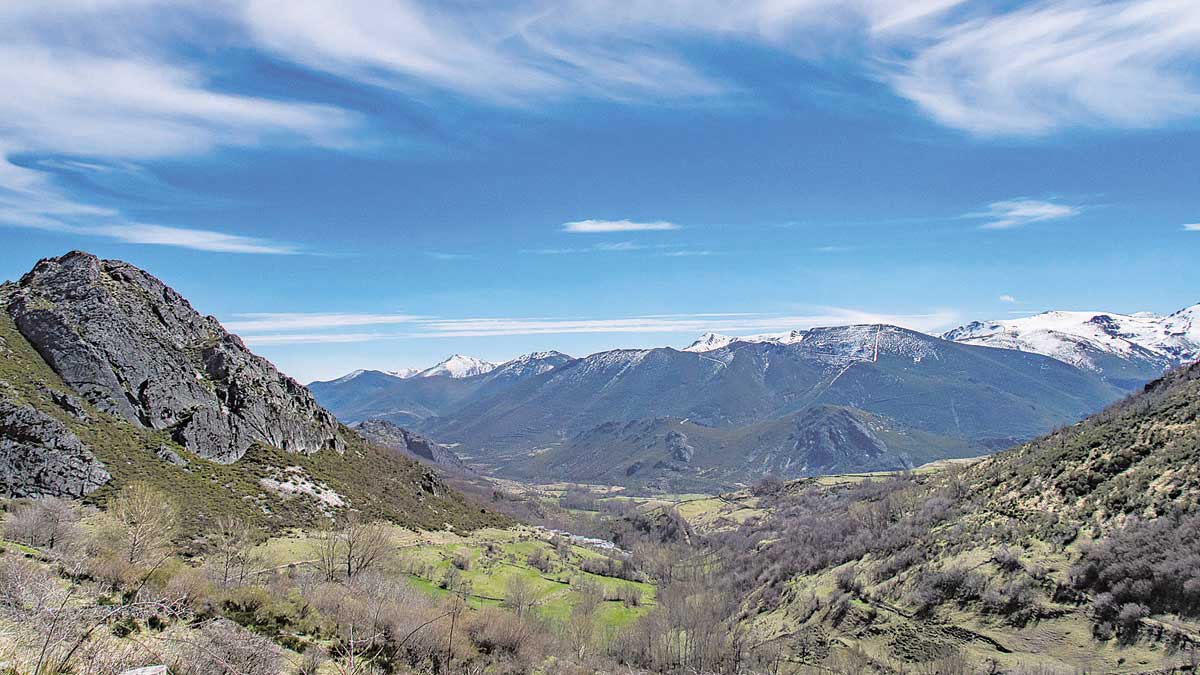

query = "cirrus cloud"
[[973, 199, 1080, 230], [561, 219, 681, 233]]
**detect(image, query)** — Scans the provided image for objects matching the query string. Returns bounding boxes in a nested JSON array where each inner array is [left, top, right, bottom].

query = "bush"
[[3, 498, 80, 552], [1071, 514, 1200, 620], [1117, 602, 1149, 634], [981, 579, 1038, 624], [834, 566, 862, 595], [467, 607, 532, 656], [527, 549, 553, 573], [992, 546, 1022, 573], [910, 566, 985, 614]]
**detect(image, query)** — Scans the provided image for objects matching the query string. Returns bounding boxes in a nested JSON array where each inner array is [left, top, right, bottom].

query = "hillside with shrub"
[[710, 361, 1200, 672]]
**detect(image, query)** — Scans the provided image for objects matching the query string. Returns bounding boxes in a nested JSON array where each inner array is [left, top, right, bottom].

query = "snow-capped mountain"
[[943, 304, 1200, 389], [387, 368, 421, 379], [487, 351, 573, 379], [418, 354, 499, 379], [682, 330, 808, 352], [682, 332, 739, 352]]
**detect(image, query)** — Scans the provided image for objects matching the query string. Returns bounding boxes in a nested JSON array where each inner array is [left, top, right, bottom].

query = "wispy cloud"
[[520, 241, 679, 255], [662, 250, 714, 257], [425, 251, 474, 260], [222, 313, 423, 332], [236, 1, 1200, 136], [239, 333, 387, 346], [593, 241, 644, 251], [973, 199, 1080, 230], [1183, 223, 1200, 232], [892, 0, 1200, 135], [998, 294, 1019, 304], [0, 4, 355, 254], [813, 245, 854, 253], [562, 219, 680, 233], [232, 308, 962, 344]]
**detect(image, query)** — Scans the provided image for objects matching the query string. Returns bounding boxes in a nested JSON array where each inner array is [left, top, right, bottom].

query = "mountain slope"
[[309, 350, 572, 425], [723, 360, 1200, 671], [0, 251, 503, 534], [505, 406, 982, 491], [430, 325, 1121, 467], [944, 305, 1200, 390]]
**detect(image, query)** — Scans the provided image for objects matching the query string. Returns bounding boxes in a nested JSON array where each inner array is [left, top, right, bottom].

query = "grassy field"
[[254, 524, 655, 630]]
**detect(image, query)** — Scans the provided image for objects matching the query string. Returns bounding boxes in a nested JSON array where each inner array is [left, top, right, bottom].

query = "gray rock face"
[[0, 398, 110, 497], [352, 419, 469, 473], [6, 252, 344, 463]]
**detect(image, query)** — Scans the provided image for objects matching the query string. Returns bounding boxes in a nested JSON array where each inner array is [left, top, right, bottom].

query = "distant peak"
[[419, 354, 499, 378], [332, 369, 367, 384], [682, 332, 737, 352]]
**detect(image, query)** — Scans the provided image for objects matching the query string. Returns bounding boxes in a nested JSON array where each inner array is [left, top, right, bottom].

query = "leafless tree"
[[503, 574, 539, 618], [102, 483, 178, 566], [4, 498, 81, 551], [311, 513, 392, 583], [206, 515, 258, 588]]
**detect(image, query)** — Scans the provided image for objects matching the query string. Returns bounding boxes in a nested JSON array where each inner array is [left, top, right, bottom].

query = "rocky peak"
[[6, 251, 344, 463]]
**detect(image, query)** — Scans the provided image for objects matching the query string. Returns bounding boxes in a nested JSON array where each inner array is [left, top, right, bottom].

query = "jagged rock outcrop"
[[352, 419, 469, 473], [0, 398, 110, 497], [5, 251, 343, 463]]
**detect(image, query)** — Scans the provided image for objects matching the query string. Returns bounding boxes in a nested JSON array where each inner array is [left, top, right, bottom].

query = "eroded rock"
[[0, 399, 109, 497], [6, 251, 344, 463]]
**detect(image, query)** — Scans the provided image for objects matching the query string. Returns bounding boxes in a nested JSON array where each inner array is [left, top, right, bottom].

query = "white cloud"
[[562, 219, 680, 233], [594, 241, 645, 251], [973, 199, 1080, 230], [93, 223, 298, 254], [0, 3, 357, 254], [222, 313, 423, 332], [239, 333, 387, 346], [663, 250, 714, 257], [234, 0, 1200, 135], [892, 0, 1200, 135], [232, 308, 962, 345], [998, 294, 1019, 304], [1183, 223, 1200, 231], [237, 0, 725, 105]]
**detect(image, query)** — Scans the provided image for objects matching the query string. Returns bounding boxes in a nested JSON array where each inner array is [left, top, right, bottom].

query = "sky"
[[1, 0, 1199, 383]]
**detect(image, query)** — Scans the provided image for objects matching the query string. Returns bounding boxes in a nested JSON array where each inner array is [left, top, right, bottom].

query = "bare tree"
[[503, 574, 538, 618], [206, 515, 259, 588], [343, 514, 391, 582], [564, 579, 603, 659], [103, 483, 178, 566], [4, 498, 80, 551], [311, 513, 392, 583]]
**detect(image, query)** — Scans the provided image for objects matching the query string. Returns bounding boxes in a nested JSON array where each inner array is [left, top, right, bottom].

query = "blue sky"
[[2, 1, 1198, 382]]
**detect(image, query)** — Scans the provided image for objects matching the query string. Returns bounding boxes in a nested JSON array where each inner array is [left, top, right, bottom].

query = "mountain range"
[[312, 322, 1138, 489]]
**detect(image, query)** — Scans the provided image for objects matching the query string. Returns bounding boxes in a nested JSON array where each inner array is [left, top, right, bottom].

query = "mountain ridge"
[[0, 251, 502, 533]]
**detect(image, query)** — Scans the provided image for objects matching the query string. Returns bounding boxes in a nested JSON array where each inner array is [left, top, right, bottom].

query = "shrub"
[[981, 579, 1038, 624], [527, 549, 553, 573], [992, 547, 1022, 573], [3, 498, 80, 552]]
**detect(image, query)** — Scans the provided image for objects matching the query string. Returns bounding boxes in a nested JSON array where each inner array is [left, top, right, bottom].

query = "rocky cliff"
[[0, 397, 110, 497], [352, 419, 470, 473], [5, 251, 342, 463]]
